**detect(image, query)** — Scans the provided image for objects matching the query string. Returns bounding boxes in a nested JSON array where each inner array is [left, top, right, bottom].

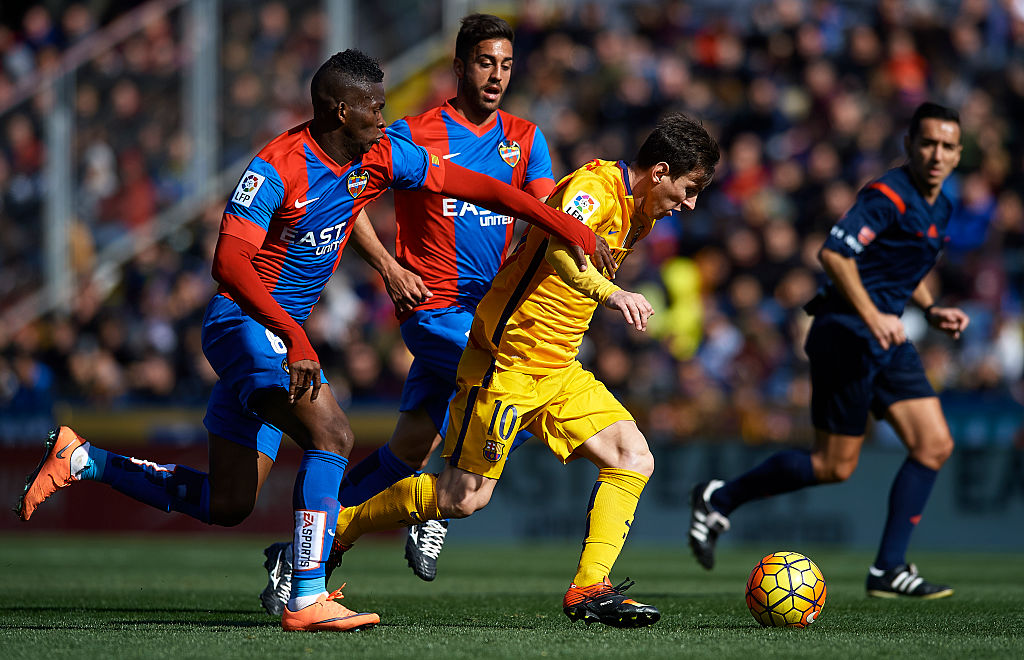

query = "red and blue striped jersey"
[[388, 102, 554, 319], [218, 121, 445, 323], [818, 166, 952, 316]]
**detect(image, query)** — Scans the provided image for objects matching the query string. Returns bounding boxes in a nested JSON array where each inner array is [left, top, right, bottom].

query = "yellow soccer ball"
[[745, 551, 826, 628]]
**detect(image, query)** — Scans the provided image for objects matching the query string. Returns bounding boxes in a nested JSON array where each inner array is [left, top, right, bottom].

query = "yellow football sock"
[[572, 468, 648, 587], [336, 473, 442, 547]]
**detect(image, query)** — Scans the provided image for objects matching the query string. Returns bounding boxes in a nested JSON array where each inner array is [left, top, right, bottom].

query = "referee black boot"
[[866, 563, 954, 599]]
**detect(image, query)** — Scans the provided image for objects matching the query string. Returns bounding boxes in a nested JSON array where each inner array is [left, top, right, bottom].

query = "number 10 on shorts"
[[487, 399, 519, 441]]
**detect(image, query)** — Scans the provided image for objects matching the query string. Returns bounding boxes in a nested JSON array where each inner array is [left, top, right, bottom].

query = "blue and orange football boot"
[[15, 426, 88, 521], [563, 576, 660, 628], [281, 585, 379, 632]]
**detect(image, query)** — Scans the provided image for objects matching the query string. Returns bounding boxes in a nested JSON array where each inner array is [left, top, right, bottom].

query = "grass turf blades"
[[1, 536, 1021, 659]]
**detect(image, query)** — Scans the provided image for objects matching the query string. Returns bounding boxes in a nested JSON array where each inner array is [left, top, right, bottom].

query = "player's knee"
[[596, 427, 654, 476], [913, 433, 954, 469], [816, 457, 858, 483], [308, 413, 355, 455], [935, 434, 955, 465], [208, 498, 255, 527], [388, 434, 434, 470], [630, 447, 655, 478]]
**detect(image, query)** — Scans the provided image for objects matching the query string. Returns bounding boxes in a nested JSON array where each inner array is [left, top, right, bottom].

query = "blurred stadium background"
[[0, 1, 1021, 549]]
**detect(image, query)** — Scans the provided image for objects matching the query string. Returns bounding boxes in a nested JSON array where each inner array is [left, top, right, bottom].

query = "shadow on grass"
[[0, 617, 272, 632], [1, 611, 547, 632], [2, 606, 258, 615], [691, 623, 764, 631]]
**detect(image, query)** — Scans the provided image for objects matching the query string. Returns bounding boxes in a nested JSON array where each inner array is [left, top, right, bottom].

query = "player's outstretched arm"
[[349, 209, 432, 315], [441, 162, 616, 275], [604, 290, 654, 332], [212, 233, 321, 402]]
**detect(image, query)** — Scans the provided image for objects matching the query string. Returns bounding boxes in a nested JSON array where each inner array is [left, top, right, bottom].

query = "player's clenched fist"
[[604, 290, 654, 331]]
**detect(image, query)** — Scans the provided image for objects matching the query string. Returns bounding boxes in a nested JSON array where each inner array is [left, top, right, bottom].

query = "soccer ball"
[[745, 551, 826, 628]]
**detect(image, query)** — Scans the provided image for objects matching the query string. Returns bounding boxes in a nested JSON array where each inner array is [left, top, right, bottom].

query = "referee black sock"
[[712, 449, 817, 516]]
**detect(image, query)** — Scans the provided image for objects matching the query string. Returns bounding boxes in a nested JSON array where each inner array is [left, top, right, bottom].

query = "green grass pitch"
[[1, 535, 1021, 659]]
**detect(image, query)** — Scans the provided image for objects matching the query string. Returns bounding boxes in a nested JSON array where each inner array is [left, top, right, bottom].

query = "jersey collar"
[[617, 160, 632, 195], [443, 99, 500, 137], [301, 122, 350, 176]]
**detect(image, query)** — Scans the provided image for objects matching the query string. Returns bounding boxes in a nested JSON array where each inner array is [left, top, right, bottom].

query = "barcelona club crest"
[[498, 139, 521, 167], [347, 169, 369, 198], [482, 439, 506, 463]]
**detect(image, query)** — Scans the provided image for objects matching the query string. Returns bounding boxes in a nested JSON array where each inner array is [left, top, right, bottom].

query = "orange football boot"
[[15, 426, 87, 521], [281, 585, 379, 632], [563, 576, 660, 628]]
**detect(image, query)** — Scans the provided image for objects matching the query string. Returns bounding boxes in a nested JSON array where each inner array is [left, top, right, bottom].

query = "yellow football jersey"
[[470, 159, 653, 373]]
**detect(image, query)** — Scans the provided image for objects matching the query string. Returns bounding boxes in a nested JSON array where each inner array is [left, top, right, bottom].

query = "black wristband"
[[924, 303, 936, 316]]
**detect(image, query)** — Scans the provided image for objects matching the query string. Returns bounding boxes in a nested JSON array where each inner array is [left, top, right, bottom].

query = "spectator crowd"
[[1, 0, 1022, 447]]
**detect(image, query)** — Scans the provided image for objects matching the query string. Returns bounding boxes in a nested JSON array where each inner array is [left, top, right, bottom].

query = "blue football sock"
[[338, 444, 414, 507], [711, 449, 817, 516], [85, 447, 211, 523], [291, 450, 348, 601], [77, 443, 108, 481], [874, 458, 938, 570]]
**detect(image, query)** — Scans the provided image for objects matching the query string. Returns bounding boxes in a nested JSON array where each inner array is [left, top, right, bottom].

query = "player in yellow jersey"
[[324, 113, 719, 628]]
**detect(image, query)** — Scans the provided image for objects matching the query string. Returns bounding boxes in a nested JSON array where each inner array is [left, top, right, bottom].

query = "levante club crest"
[[498, 139, 521, 167], [482, 439, 505, 462], [347, 169, 369, 198]]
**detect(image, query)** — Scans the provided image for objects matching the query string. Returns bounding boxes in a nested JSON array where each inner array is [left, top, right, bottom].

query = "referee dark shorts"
[[805, 314, 936, 436]]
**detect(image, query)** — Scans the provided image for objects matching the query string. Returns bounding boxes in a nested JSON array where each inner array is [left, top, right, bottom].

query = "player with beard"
[[257, 15, 569, 614], [16, 48, 613, 632]]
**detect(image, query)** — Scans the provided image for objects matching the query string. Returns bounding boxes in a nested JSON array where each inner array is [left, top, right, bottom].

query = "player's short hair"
[[311, 49, 384, 118], [636, 113, 720, 187], [908, 102, 960, 141], [455, 13, 514, 63]]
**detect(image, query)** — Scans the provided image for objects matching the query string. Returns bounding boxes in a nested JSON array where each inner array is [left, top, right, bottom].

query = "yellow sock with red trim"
[[572, 468, 648, 587], [336, 473, 442, 547]]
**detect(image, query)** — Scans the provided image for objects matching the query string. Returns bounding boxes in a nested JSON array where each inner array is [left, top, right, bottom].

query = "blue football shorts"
[[400, 306, 531, 452], [399, 307, 474, 432], [805, 314, 936, 436], [200, 295, 328, 461]]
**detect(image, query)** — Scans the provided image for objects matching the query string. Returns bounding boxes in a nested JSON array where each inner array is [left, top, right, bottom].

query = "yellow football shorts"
[[442, 345, 633, 479]]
